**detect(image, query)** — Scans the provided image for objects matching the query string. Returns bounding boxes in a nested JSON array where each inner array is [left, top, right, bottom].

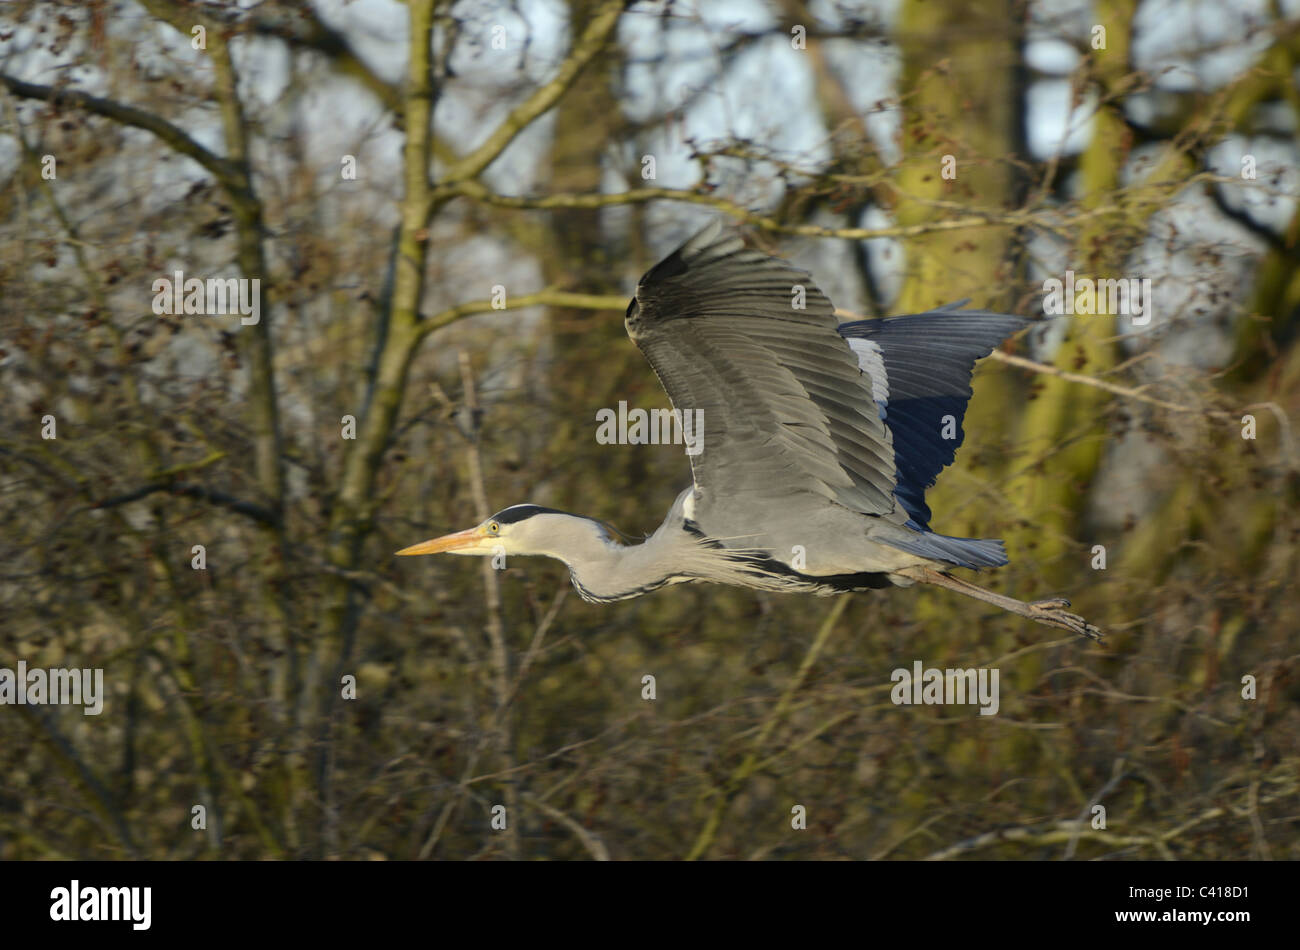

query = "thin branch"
[[684, 597, 850, 860], [439, 171, 1244, 240], [925, 774, 1297, 861], [0, 74, 242, 194], [521, 792, 611, 861], [417, 288, 627, 339], [247, 4, 402, 114], [15, 706, 139, 857], [87, 481, 278, 526], [1063, 758, 1130, 860], [985, 348, 1221, 415], [439, 0, 626, 186], [924, 820, 1157, 860], [457, 352, 519, 859]]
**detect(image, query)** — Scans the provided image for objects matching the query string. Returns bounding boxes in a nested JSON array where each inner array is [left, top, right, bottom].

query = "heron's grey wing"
[[624, 222, 896, 519]]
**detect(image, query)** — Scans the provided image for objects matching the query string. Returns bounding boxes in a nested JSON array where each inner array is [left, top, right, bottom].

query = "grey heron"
[[399, 222, 1100, 640]]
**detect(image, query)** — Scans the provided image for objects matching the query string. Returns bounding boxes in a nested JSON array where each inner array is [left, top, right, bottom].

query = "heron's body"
[[399, 223, 1100, 639], [496, 492, 901, 605]]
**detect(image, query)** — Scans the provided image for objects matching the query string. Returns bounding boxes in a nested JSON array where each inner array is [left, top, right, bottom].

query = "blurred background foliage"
[[1, 0, 1298, 860]]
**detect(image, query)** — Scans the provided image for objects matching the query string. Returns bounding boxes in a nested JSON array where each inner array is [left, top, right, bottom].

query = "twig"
[[456, 352, 519, 859], [684, 597, 849, 860], [438, 0, 626, 187], [521, 792, 611, 861], [0, 73, 243, 194], [87, 481, 278, 526], [1064, 758, 1129, 860]]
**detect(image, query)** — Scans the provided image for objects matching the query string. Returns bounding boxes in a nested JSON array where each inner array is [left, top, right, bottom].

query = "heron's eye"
[[488, 522, 500, 534]]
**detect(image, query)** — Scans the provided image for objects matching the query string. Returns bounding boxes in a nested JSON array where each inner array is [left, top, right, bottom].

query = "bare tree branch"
[[0, 74, 243, 194], [439, 0, 626, 187]]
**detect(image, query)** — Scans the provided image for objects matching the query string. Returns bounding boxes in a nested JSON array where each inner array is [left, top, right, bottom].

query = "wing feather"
[[626, 222, 896, 514]]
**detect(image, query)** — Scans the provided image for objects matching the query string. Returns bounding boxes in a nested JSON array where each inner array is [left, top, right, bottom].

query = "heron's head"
[[395, 505, 614, 561]]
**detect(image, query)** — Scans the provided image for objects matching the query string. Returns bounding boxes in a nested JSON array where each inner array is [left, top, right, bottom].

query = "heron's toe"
[[1027, 599, 1102, 641]]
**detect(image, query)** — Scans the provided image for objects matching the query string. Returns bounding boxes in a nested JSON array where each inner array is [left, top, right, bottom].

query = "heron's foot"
[[1027, 598, 1102, 641]]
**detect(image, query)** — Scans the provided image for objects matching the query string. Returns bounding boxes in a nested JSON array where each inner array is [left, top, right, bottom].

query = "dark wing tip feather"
[[838, 306, 1028, 527], [637, 220, 733, 288]]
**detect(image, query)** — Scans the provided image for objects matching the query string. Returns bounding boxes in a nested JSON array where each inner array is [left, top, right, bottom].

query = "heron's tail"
[[882, 530, 1009, 570]]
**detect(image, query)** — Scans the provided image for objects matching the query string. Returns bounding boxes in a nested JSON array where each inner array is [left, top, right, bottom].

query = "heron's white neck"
[[521, 513, 688, 603]]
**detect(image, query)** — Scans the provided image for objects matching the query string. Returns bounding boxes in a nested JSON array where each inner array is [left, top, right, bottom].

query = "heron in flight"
[[398, 222, 1100, 640]]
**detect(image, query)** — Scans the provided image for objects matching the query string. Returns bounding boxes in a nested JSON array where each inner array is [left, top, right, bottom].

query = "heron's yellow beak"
[[395, 526, 487, 556]]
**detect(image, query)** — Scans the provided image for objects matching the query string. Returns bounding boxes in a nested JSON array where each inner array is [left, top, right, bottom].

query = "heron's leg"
[[897, 567, 1102, 641]]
